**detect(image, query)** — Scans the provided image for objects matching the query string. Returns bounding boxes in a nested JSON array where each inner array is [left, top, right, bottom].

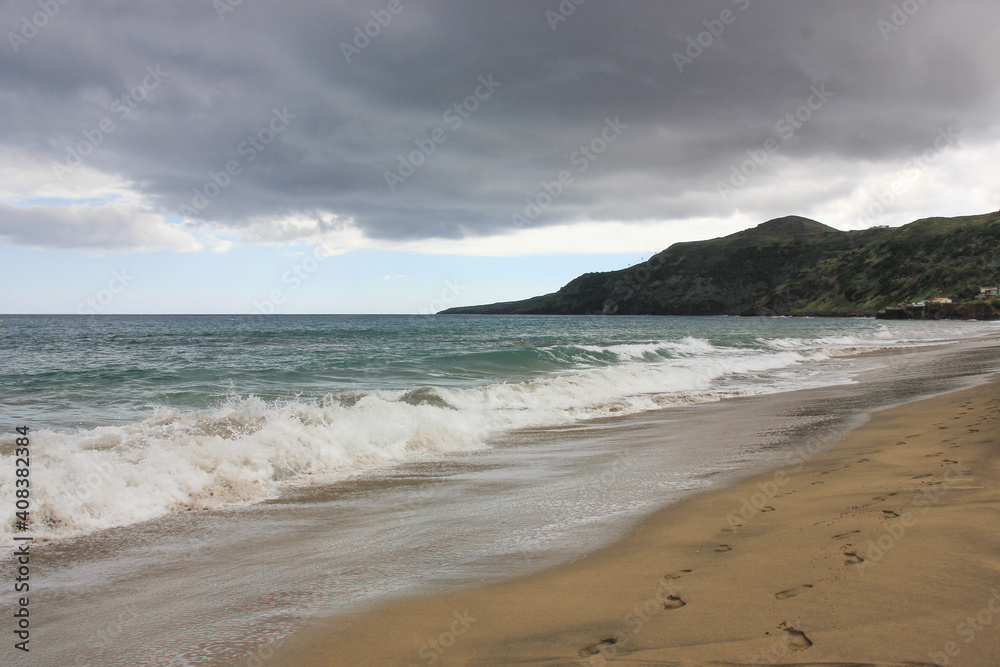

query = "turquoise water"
[[0, 313, 971, 426], [1, 314, 997, 544]]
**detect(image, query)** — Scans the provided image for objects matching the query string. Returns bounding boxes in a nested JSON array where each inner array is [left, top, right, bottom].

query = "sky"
[[1, 0, 998, 314]]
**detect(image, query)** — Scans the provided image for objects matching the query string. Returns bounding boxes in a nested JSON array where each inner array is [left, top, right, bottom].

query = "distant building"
[[980, 286, 999, 298], [931, 297, 953, 304]]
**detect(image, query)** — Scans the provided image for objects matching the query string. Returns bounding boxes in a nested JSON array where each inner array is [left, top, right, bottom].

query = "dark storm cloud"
[[1, 0, 997, 247]]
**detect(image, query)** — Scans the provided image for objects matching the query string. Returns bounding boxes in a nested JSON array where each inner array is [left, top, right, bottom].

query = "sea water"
[[1, 314, 997, 544], [2, 314, 999, 666]]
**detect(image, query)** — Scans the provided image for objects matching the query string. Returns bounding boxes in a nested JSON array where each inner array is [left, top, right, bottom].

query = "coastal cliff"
[[440, 212, 1000, 317]]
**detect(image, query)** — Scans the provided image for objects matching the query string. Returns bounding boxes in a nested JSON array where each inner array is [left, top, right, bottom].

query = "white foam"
[[2, 321, 996, 545], [573, 337, 718, 362]]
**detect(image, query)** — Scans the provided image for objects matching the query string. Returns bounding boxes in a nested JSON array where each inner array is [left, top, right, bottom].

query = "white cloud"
[[363, 215, 757, 257], [0, 149, 133, 204], [0, 149, 203, 254], [0, 202, 201, 254]]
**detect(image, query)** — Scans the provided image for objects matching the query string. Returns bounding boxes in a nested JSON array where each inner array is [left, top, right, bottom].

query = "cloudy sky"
[[1, 0, 997, 313]]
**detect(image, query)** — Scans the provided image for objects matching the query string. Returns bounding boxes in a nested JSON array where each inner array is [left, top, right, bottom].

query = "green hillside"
[[440, 212, 1000, 317]]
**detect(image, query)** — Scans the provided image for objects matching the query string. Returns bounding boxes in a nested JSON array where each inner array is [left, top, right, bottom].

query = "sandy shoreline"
[[273, 375, 1000, 666]]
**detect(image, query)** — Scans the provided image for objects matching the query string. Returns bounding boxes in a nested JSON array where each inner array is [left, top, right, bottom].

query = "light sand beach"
[[275, 377, 1000, 666]]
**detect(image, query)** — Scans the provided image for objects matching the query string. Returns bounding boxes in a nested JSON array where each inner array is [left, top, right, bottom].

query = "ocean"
[[2, 314, 999, 666]]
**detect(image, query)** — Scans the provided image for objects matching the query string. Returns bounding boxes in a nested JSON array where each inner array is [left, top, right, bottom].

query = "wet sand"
[[275, 376, 1000, 666]]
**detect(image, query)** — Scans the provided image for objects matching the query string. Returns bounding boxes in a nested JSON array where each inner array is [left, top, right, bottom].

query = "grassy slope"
[[441, 212, 1000, 316]]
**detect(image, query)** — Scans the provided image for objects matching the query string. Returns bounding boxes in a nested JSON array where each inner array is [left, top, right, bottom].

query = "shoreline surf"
[[274, 352, 1000, 666], [4, 337, 999, 666], [3, 315, 996, 547]]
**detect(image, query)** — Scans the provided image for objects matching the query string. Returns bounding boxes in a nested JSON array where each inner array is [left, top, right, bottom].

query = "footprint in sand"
[[943, 459, 958, 464], [843, 551, 864, 565], [579, 637, 617, 658], [775, 584, 814, 600], [663, 569, 692, 581], [912, 473, 933, 479], [714, 544, 732, 553], [760, 506, 776, 513], [857, 458, 870, 463], [882, 510, 900, 518], [832, 530, 860, 539], [781, 624, 813, 650], [662, 595, 686, 610]]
